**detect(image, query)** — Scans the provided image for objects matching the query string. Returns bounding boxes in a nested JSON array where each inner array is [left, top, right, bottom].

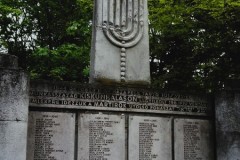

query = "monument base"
[[27, 80, 214, 160]]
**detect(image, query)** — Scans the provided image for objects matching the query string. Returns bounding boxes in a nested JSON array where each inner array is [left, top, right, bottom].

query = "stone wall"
[[215, 89, 240, 160], [0, 54, 29, 160], [27, 81, 214, 160]]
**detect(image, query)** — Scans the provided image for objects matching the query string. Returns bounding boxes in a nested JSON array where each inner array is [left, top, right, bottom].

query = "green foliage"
[[0, 0, 92, 82], [30, 44, 89, 81], [0, 1, 21, 14], [148, 0, 240, 92]]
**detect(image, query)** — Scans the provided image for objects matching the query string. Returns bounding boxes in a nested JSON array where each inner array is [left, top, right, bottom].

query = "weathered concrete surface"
[[0, 69, 29, 121], [0, 121, 28, 160], [90, 0, 150, 85], [0, 54, 29, 160], [215, 90, 240, 160]]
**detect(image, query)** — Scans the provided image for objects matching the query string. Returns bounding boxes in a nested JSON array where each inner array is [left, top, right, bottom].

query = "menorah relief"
[[101, 0, 144, 82], [90, 0, 150, 85]]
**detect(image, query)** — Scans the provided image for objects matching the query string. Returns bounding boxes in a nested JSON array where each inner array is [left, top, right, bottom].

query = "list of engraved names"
[[27, 112, 75, 160], [174, 119, 213, 160], [183, 122, 201, 159], [129, 116, 172, 160], [78, 114, 125, 160], [139, 119, 159, 159]]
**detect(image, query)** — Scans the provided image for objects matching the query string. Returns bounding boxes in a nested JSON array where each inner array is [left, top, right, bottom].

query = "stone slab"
[[29, 81, 212, 116], [174, 119, 213, 160], [0, 121, 28, 160], [78, 113, 125, 160], [27, 112, 75, 160], [129, 115, 172, 160], [90, 0, 150, 85], [215, 91, 240, 160], [0, 69, 29, 121]]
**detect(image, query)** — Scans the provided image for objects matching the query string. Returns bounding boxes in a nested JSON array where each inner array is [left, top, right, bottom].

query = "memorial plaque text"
[[27, 112, 75, 160], [30, 82, 212, 116], [78, 114, 125, 160], [174, 119, 213, 160], [129, 116, 172, 160]]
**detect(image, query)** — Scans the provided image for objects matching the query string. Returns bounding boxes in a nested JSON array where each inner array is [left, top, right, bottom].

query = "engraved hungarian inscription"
[[78, 114, 125, 160], [184, 123, 201, 159], [174, 119, 213, 160], [129, 116, 172, 160], [30, 83, 211, 116], [27, 112, 75, 160]]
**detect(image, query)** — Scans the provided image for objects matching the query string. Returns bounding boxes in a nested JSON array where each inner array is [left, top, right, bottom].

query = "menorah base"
[[89, 39, 151, 86]]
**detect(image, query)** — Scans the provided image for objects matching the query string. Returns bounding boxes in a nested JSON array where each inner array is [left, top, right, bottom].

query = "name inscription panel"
[[129, 116, 172, 160], [27, 112, 75, 160], [78, 114, 125, 160], [174, 119, 213, 160]]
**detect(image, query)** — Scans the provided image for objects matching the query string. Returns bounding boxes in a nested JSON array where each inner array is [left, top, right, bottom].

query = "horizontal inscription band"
[[29, 81, 212, 116]]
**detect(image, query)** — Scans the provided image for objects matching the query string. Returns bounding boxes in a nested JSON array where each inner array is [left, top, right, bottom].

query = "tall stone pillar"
[[90, 0, 150, 85], [0, 54, 29, 160], [215, 81, 240, 160]]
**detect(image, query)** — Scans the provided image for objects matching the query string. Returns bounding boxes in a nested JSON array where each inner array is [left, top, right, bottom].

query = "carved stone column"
[[90, 0, 150, 85], [0, 54, 29, 160]]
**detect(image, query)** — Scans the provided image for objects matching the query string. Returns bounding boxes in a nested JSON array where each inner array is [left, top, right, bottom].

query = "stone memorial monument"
[[1, 1, 240, 160], [25, 1, 215, 160], [90, 0, 150, 85]]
